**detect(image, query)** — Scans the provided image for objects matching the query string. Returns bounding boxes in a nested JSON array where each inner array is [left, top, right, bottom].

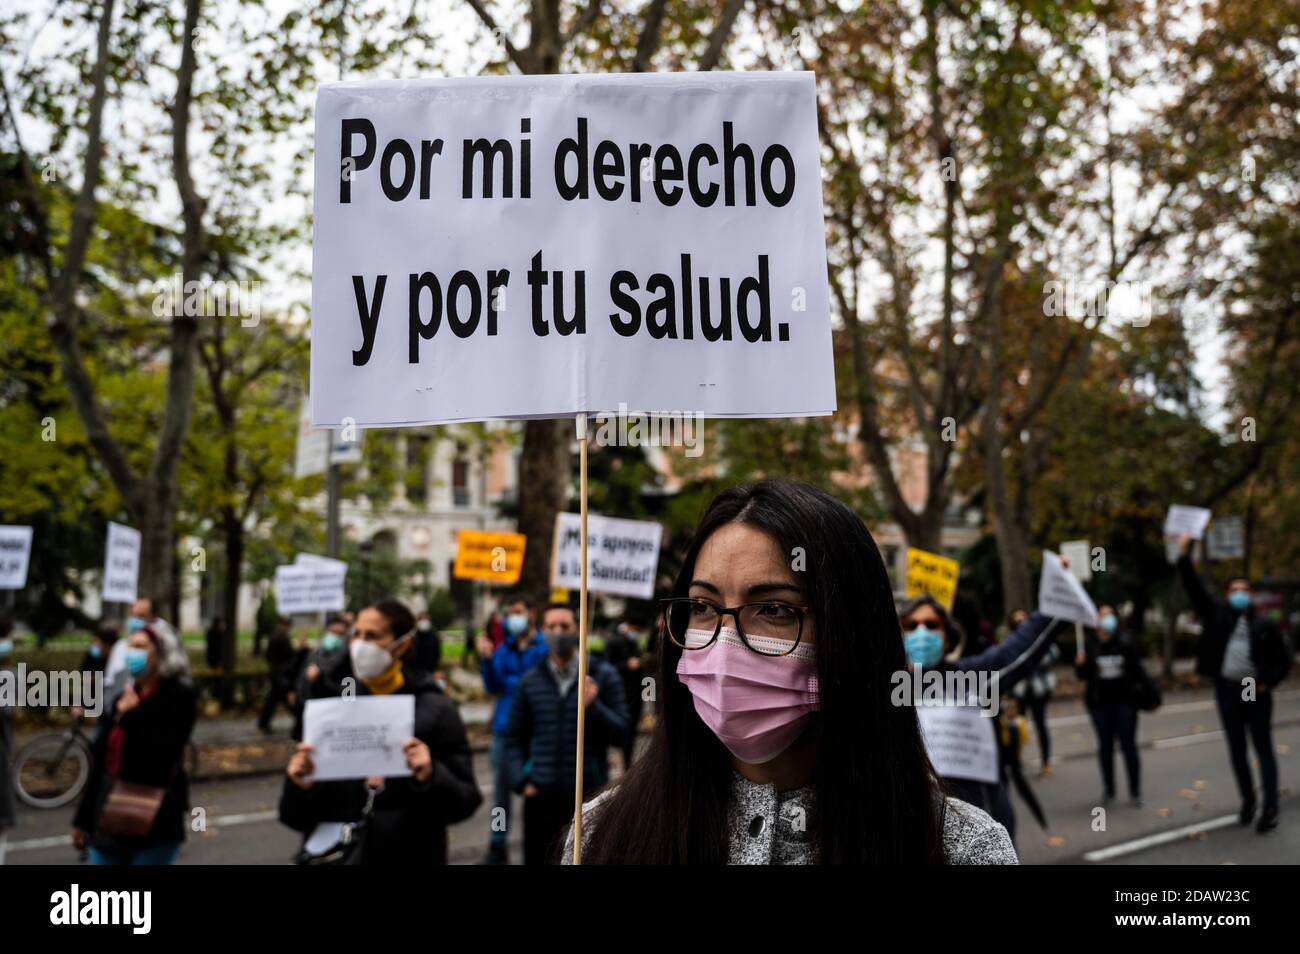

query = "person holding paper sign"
[[279, 599, 482, 864], [1074, 606, 1143, 807], [1177, 536, 1291, 833], [897, 594, 1063, 842], [565, 479, 1017, 864]]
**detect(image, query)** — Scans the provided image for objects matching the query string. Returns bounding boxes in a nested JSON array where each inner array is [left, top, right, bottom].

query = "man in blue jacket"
[[477, 594, 549, 864], [505, 603, 629, 864]]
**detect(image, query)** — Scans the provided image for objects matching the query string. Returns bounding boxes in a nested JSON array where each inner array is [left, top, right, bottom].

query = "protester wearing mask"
[[0, 617, 15, 864], [567, 479, 1018, 864], [280, 599, 482, 864], [291, 615, 351, 740], [105, 598, 181, 693], [71, 626, 197, 865], [1178, 535, 1292, 832], [476, 595, 548, 864], [1007, 604, 1058, 780], [896, 594, 1062, 842], [506, 604, 628, 864], [80, 623, 119, 676], [1076, 606, 1143, 806]]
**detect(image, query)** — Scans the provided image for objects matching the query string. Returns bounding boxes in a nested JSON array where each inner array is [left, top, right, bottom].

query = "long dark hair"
[[582, 479, 947, 863]]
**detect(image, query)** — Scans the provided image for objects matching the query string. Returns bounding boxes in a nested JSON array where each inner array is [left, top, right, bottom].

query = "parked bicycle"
[[12, 710, 199, 809]]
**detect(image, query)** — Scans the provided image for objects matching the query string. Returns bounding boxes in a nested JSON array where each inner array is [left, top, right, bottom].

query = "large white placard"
[[311, 72, 836, 427], [916, 705, 999, 785], [1038, 550, 1098, 627], [276, 562, 347, 614], [303, 696, 415, 781], [552, 512, 662, 599], [102, 522, 141, 603], [0, 525, 33, 590], [1163, 504, 1212, 540]]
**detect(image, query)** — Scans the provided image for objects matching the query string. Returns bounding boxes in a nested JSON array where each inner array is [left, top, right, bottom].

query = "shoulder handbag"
[[1130, 665, 1162, 712], [294, 782, 380, 866], [96, 776, 174, 839]]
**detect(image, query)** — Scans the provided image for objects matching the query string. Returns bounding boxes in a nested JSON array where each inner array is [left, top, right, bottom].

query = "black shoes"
[[1239, 800, 1257, 826], [1256, 808, 1278, 833]]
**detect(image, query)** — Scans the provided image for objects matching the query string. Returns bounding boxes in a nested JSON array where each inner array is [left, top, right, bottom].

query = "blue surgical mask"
[[89, 643, 104, 658], [1100, 615, 1118, 634], [127, 616, 146, 634], [505, 613, 529, 637], [126, 647, 150, 676], [1228, 592, 1251, 612], [904, 627, 944, 667], [321, 633, 345, 653], [0, 637, 13, 659]]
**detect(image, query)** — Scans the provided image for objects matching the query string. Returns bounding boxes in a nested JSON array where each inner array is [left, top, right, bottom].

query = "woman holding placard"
[[565, 479, 1018, 864], [280, 599, 482, 864]]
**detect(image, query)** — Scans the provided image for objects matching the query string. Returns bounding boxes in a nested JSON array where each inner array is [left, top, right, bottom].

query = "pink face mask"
[[676, 627, 820, 764]]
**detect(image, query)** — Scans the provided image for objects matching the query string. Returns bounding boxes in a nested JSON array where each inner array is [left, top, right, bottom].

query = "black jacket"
[[279, 661, 482, 865], [504, 655, 628, 796], [74, 677, 197, 849], [1075, 634, 1142, 708], [1178, 556, 1292, 687]]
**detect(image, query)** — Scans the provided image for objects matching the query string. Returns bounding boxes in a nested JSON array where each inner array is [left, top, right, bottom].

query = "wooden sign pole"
[[572, 412, 589, 864]]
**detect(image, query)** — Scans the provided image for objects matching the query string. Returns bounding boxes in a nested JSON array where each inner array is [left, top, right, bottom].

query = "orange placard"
[[453, 530, 526, 585]]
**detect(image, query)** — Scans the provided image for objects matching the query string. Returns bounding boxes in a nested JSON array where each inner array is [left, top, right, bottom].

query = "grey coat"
[[563, 770, 1018, 864]]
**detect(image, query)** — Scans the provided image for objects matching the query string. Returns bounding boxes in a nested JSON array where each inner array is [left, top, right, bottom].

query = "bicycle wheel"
[[13, 733, 93, 809]]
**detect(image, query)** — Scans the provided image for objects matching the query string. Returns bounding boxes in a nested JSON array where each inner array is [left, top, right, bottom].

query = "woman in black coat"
[[1075, 605, 1143, 807], [281, 599, 482, 864], [72, 625, 197, 865]]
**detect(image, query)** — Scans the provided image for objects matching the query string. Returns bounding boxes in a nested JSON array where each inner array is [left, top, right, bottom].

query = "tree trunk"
[[516, 418, 570, 607], [220, 508, 243, 707]]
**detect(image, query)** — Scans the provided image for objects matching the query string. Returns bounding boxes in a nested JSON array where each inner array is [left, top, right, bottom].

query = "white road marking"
[[1082, 814, 1239, 862], [6, 808, 279, 854]]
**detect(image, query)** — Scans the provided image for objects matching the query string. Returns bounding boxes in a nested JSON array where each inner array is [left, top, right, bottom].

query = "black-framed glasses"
[[659, 598, 809, 657]]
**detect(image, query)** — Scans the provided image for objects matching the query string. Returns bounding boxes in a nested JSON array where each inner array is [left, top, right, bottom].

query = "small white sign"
[[303, 695, 415, 781], [551, 512, 662, 599], [1205, 516, 1244, 560], [294, 401, 331, 479], [0, 525, 33, 590], [1038, 550, 1098, 627], [1163, 504, 1212, 540], [101, 522, 142, 604], [276, 563, 347, 614], [1060, 539, 1092, 582], [916, 705, 999, 785]]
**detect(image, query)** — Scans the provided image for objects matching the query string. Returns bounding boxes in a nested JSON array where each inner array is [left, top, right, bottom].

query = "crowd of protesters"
[[0, 482, 1294, 867]]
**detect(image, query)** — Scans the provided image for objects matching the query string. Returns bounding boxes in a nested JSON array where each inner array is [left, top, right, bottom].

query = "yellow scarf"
[[363, 661, 405, 696]]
